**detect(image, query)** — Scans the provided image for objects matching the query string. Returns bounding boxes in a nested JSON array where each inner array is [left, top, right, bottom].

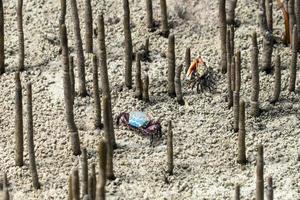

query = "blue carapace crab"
[[116, 111, 162, 145], [186, 56, 215, 93]]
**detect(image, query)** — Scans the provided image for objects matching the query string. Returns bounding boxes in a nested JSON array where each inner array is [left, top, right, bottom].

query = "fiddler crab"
[[186, 56, 215, 93], [117, 111, 162, 145]]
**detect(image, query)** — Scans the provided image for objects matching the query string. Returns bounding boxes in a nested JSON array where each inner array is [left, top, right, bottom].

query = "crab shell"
[[116, 112, 162, 144], [186, 57, 208, 79]]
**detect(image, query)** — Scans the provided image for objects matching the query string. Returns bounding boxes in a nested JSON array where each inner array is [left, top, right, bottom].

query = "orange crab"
[[186, 57, 208, 79], [186, 56, 215, 93]]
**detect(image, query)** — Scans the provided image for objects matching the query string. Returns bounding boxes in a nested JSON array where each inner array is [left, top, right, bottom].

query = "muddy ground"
[[0, 0, 299, 199]]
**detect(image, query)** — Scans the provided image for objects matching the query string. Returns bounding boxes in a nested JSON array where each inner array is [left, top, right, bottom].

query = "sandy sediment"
[[0, 0, 299, 199]]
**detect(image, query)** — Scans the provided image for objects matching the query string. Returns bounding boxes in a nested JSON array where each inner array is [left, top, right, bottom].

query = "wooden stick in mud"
[[235, 51, 241, 93], [123, 0, 133, 89], [288, 25, 298, 92], [251, 32, 260, 117], [267, 176, 274, 200], [230, 25, 235, 57], [175, 64, 184, 105], [135, 53, 143, 100], [15, 72, 24, 166], [296, 0, 300, 50], [226, 29, 233, 109], [256, 144, 264, 200], [270, 55, 281, 104], [59, 0, 66, 26], [93, 54, 103, 129], [143, 72, 150, 102], [231, 56, 236, 92], [72, 168, 80, 200], [17, 0, 24, 71], [258, 2, 273, 73], [233, 91, 239, 133], [227, 0, 238, 25], [145, 0, 154, 31], [69, 56, 75, 103], [82, 148, 89, 196], [85, 0, 93, 53], [219, 0, 227, 73], [88, 163, 96, 200], [237, 100, 246, 165], [97, 14, 117, 148], [288, 0, 296, 47], [160, 0, 169, 37], [185, 47, 191, 73], [266, 0, 273, 32], [102, 96, 115, 180], [167, 121, 173, 175], [234, 184, 240, 200], [68, 174, 73, 200], [26, 82, 40, 189], [96, 139, 107, 200], [168, 34, 176, 98], [60, 24, 81, 156], [0, 0, 4, 74], [70, 0, 87, 96]]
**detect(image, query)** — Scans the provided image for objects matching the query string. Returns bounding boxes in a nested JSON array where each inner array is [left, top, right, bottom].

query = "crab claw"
[[186, 57, 205, 79]]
